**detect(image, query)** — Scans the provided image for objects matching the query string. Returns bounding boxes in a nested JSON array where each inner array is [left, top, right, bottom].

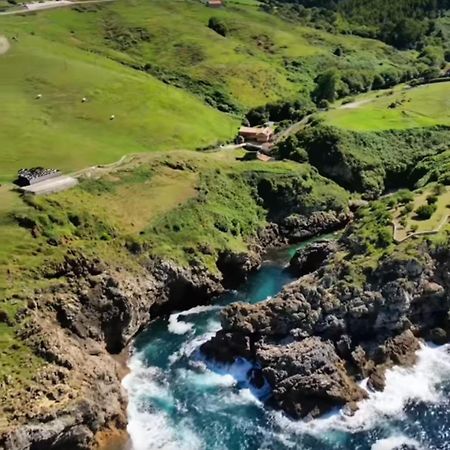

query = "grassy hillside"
[[0, 28, 239, 182], [0, 0, 423, 182], [322, 82, 450, 131]]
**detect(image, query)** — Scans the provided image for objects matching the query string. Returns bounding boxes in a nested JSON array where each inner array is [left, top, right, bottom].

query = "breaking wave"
[[123, 248, 450, 450]]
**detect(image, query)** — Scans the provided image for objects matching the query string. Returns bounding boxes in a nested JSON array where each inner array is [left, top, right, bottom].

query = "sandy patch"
[[0, 36, 10, 55]]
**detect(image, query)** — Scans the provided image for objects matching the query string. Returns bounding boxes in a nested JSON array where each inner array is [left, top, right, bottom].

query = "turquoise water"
[[123, 241, 450, 450]]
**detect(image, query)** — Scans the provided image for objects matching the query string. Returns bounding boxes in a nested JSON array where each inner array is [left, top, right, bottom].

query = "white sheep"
[[81, 97, 87, 103], [110, 114, 115, 120], [36, 94, 42, 99]]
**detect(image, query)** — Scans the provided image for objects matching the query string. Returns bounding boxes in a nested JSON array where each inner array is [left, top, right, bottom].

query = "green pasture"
[[323, 82, 450, 131], [0, 25, 238, 182]]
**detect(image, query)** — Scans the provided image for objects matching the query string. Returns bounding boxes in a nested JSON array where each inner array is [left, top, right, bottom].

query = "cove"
[[123, 237, 450, 450]]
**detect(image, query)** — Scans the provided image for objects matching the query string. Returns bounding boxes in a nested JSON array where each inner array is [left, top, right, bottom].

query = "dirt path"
[[0, 0, 114, 16], [274, 115, 310, 143], [0, 36, 10, 55], [339, 98, 373, 110]]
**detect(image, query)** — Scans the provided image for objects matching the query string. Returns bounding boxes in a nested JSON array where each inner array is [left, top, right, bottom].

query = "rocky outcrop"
[[257, 211, 349, 249], [279, 211, 350, 242], [289, 240, 338, 277], [256, 338, 366, 419], [202, 247, 450, 419], [0, 250, 224, 450], [216, 250, 262, 289]]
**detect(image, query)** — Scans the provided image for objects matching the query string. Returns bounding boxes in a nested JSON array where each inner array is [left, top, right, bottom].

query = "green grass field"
[[0, 0, 419, 181], [323, 82, 450, 131], [0, 30, 239, 182]]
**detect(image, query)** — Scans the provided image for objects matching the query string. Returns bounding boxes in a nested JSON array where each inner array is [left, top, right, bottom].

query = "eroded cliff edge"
[[202, 237, 450, 420], [0, 153, 350, 450]]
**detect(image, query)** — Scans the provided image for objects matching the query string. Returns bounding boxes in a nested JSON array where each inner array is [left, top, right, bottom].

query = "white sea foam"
[[202, 356, 272, 401], [168, 329, 219, 366], [273, 343, 450, 437], [371, 435, 424, 450], [123, 354, 204, 450], [167, 305, 222, 335]]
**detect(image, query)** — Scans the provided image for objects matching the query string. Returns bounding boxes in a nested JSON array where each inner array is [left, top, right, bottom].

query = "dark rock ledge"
[[201, 244, 450, 420]]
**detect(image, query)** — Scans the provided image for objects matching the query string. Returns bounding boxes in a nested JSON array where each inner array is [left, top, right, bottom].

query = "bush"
[[208, 17, 228, 37], [415, 203, 437, 220], [426, 194, 438, 205], [401, 202, 414, 215], [318, 99, 330, 109], [433, 184, 446, 195], [396, 189, 414, 204], [377, 227, 393, 247]]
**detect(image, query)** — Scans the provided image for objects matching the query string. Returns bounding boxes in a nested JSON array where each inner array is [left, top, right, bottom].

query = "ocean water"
[[123, 241, 450, 450]]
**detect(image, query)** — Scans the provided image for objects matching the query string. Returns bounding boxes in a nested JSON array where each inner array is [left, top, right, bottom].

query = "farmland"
[[323, 82, 450, 131], [0, 0, 421, 181]]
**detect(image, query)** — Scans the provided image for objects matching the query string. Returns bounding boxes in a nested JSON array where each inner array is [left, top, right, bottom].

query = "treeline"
[[261, 0, 450, 49], [245, 96, 315, 126], [274, 124, 450, 198]]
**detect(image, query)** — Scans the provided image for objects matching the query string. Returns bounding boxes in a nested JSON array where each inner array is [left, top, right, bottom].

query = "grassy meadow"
[[0, 30, 239, 182], [0, 0, 420, 182], [323, 82, 450, 131]]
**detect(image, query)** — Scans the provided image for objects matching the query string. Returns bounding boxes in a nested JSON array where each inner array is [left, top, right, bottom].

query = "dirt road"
[[0, 0, 113, 16]]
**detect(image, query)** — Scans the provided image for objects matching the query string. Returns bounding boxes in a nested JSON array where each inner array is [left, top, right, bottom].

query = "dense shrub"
[[295, 125, 450, 197], [208, 17, 228, 37], [415, 203, 437, 220], [245, 97, 314, 126]]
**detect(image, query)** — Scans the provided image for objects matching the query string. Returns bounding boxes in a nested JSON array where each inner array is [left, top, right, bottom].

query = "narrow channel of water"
[[123, 236, 450, 450]]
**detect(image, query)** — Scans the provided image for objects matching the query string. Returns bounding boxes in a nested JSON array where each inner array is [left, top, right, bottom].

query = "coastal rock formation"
[[216, 250, 262, 288], [289, 240, 337, 277], [0, 250, 224, 450], [1, 201, 350, 450], [202, 246, 450, 419], [256, 337, 366, 419]]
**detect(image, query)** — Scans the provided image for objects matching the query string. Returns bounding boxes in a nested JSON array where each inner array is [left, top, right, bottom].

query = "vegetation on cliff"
[[0, 0, 450, 447]]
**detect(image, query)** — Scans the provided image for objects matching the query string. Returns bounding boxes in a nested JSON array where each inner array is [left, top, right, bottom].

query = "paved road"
[[0, 0, 113, 16]]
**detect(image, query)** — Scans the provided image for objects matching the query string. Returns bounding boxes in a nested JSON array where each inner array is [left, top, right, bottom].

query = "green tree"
[[415, 203, 437, 220], [313, 70, 339, 103]]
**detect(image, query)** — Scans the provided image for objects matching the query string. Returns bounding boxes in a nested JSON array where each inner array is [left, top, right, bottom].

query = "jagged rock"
[[367, 367, 386, 391], [216, 250, 261, 288], [200, 331, 252, 363], [203, 248, 450, 419], [289, 240, 338, 277], [256, 338, 366, 419], [428, 327, 448, 345], [279, 211, 350, 242]]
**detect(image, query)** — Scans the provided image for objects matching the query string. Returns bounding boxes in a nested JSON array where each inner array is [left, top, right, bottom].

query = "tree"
[[312, 70, 339, 103], [426, 194, 438, 204], [385, 19, 426, 49]]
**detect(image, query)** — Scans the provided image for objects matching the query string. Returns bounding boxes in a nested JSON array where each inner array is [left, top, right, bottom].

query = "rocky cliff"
[[202, 240, 450, 419], [0, 250, 224, 450], [0, 205, 350, 450]]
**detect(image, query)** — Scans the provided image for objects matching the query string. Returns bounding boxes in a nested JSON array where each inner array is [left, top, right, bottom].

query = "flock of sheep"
[[35, 93, 116, 120]]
